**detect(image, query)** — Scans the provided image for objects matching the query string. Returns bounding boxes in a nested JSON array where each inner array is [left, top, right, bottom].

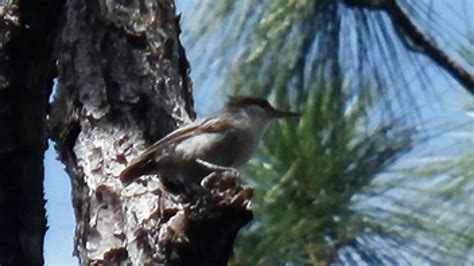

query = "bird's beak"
[[271, 108, 301, 118]]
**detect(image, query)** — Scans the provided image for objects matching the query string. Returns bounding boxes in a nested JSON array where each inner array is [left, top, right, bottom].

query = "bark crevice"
[[48, 0, 252, 264]]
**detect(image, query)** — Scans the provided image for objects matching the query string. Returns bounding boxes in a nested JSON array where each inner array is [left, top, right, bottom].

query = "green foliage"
[[355, 145, 474, 264], [231, 79, 412, 265], [196, 2, 412, 263], [181, 0, 474, 264]]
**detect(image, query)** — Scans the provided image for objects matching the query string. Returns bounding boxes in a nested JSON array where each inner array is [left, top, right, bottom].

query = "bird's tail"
[[119, 159, 153, 185]]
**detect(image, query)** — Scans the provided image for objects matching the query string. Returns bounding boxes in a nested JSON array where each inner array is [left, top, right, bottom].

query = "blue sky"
[[44, 141, 76, 265], [43, 1, 472, 264]]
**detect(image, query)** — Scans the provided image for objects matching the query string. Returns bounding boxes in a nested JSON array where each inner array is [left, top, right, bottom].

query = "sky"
[[43, 1, 472, 265], [44, 141, 76, 265]]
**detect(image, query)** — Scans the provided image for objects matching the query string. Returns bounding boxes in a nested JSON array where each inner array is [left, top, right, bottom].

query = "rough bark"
[[49, 0, 252, 265], [0, 0, 63, 265]]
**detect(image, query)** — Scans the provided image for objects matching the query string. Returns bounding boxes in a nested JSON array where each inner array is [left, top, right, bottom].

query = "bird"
[[119, 96, 300, 188]]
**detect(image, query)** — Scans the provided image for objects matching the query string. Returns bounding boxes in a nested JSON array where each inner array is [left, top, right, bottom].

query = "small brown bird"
[[119, 96, 300, 186]]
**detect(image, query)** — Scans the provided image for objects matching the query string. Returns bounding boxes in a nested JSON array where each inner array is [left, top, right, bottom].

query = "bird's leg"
[[197, 159, 242, 196], [195, 158, 240, 177]]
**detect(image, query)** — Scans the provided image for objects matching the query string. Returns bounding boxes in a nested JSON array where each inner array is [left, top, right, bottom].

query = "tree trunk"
[[0, 1, 63, 265], [49, 0, 252, 265]]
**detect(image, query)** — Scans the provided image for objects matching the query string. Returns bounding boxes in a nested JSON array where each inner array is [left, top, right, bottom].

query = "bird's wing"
[[135, 116, 233, 159], [120, 117, 234, 183]]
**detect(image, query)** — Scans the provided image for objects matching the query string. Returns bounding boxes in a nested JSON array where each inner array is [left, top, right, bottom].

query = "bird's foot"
[[195, 158, 240, 177]]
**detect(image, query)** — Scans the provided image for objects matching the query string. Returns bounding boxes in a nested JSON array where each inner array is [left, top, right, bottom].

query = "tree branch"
[[345, 0, 474, 94]]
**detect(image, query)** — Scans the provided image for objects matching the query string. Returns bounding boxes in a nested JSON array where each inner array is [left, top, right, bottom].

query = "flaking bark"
[[49, 0, 252, 264]]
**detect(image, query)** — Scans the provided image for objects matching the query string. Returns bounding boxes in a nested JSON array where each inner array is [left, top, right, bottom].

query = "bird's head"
[[223, 96, 300, 122]]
